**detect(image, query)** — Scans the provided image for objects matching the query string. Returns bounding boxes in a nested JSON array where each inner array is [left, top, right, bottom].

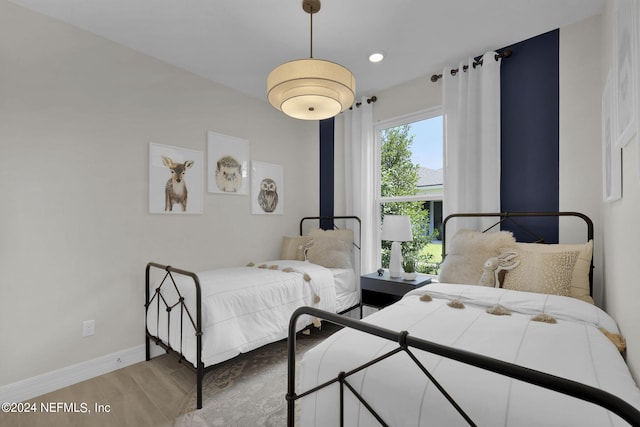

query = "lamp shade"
[[267, 58, 355, 121], [381, 215, 413, 242]]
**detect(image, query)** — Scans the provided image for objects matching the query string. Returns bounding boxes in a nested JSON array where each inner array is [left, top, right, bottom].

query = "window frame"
[[374, 106, 444, 268]]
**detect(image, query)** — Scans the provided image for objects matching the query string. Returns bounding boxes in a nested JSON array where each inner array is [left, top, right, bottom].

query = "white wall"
[[598, 0, 640, 380], [559, 15, 605, 304], [372, 78, 443, 124], [0, 0, 318, 389], [558, 13, 640, 381]]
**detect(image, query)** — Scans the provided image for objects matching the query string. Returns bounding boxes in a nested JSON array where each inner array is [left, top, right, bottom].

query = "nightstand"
[[360, 271, 432, 317]]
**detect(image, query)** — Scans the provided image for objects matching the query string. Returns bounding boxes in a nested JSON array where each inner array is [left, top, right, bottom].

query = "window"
[[375, 109, 443, 274]]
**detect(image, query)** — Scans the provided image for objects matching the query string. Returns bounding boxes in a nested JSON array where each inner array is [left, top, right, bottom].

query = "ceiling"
[[9, 0, 604, 103]]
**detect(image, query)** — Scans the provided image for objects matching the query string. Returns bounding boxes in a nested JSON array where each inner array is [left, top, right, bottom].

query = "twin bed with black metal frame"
[[286, 212, 640, 426], [145, 215, 361, 409]]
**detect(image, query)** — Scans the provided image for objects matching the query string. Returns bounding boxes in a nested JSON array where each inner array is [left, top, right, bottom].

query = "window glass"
[[377, 113, 443, 274]]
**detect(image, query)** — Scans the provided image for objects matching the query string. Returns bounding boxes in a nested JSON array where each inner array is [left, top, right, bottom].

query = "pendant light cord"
[[309, 9, 313, 58]]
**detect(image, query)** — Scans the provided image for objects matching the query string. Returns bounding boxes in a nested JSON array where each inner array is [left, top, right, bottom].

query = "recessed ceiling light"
[[369, 52, 384, 63]]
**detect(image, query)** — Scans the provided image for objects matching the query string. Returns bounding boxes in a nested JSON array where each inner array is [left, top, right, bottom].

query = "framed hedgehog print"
[[251, 161, 284, 215], [149, 143, 204, 214], [207, 131, 249, 195]]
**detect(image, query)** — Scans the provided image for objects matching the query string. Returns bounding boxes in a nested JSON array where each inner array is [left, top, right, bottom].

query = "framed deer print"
[[207, 131, 249, 195], [149, 143, 204, 214]]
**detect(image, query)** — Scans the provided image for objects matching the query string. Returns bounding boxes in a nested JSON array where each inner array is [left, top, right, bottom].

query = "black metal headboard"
[[441, 212, 594, 295]]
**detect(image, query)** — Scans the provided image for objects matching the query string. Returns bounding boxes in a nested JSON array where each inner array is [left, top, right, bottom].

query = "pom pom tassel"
[[486, 304, 511, 316], [599, 327, 627, 353], [420, 293, 432, 302], [447, 299, 465, 309], [531, 313, 557, 324]]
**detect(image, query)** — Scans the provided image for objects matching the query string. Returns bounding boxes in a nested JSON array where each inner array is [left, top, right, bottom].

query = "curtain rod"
[[350, 95, 377, 109], [430, 49, 512, 82]]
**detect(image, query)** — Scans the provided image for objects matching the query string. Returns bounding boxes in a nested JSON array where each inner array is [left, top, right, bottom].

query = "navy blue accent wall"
[[319, 118, 335, 229], [500, 29, 560, 242]]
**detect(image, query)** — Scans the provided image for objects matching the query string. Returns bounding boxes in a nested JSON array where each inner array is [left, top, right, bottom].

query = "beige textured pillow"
[[280, 236, 312, 261], [438, 229, 516, 285], [305, 229, 353, 269], [502, 241, 593, 303], [570, 240, 594, 303], [501, 244, 581, 297]]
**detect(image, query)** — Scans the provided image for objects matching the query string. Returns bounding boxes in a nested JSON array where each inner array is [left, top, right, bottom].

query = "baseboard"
[[0, 344, 146, 404]]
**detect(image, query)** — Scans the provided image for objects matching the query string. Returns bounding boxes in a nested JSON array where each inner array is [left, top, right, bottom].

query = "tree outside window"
[[378, 115, 443, 274]]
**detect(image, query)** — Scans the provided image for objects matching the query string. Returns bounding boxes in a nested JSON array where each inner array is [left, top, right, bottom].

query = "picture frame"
[[613, 0, 637, 147], [149, 143, 204, 214], [251, 161, 284, 215], [207, 131, 249, 195], [602, 71, 622, 202]]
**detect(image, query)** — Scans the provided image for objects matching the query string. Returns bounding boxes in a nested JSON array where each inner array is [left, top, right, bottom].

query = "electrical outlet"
[[82, 320, 95, 337]]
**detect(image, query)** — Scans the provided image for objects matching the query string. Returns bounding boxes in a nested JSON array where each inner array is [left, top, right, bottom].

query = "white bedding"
[[147, 260, 353, 367], [300, 283, 640, 426], [330, 267, 358, 313]]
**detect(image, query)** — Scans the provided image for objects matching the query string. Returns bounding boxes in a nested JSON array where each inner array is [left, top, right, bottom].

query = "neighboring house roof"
[[418, 167, 443, 188]]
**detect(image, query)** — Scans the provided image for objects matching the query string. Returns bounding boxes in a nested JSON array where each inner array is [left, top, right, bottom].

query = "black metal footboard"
[[287, 306, 640, 427], [145, 262, 206, 409]]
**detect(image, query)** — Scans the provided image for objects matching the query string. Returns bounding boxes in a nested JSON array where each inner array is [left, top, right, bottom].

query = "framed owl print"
[[251, 161, 284, 215], [207, 131, 249, 195]]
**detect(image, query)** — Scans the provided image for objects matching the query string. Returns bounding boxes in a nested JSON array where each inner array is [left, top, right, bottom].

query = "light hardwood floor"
[[0, 354, 194, 427]]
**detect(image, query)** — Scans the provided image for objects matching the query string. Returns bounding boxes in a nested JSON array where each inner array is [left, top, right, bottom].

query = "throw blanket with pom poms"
[[410, 283, 625, 353]]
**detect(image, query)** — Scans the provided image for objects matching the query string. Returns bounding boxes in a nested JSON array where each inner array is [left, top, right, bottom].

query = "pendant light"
[[267, 0, 356, 120]]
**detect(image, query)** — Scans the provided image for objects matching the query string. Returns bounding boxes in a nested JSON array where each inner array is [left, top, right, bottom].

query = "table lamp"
[[381, 215, 413, 278]]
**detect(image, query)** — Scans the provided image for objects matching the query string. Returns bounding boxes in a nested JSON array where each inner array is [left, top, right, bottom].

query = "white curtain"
[[443, 52, 502, 234], [343, 97, 376, 276]]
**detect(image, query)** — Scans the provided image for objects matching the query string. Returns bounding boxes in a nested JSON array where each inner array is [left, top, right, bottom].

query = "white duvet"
[[147, 260, 337, 367], [300, 283, 640, 427]]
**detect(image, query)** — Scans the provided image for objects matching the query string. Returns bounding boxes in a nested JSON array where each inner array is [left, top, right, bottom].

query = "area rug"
[[173, 323, 341, 427]]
